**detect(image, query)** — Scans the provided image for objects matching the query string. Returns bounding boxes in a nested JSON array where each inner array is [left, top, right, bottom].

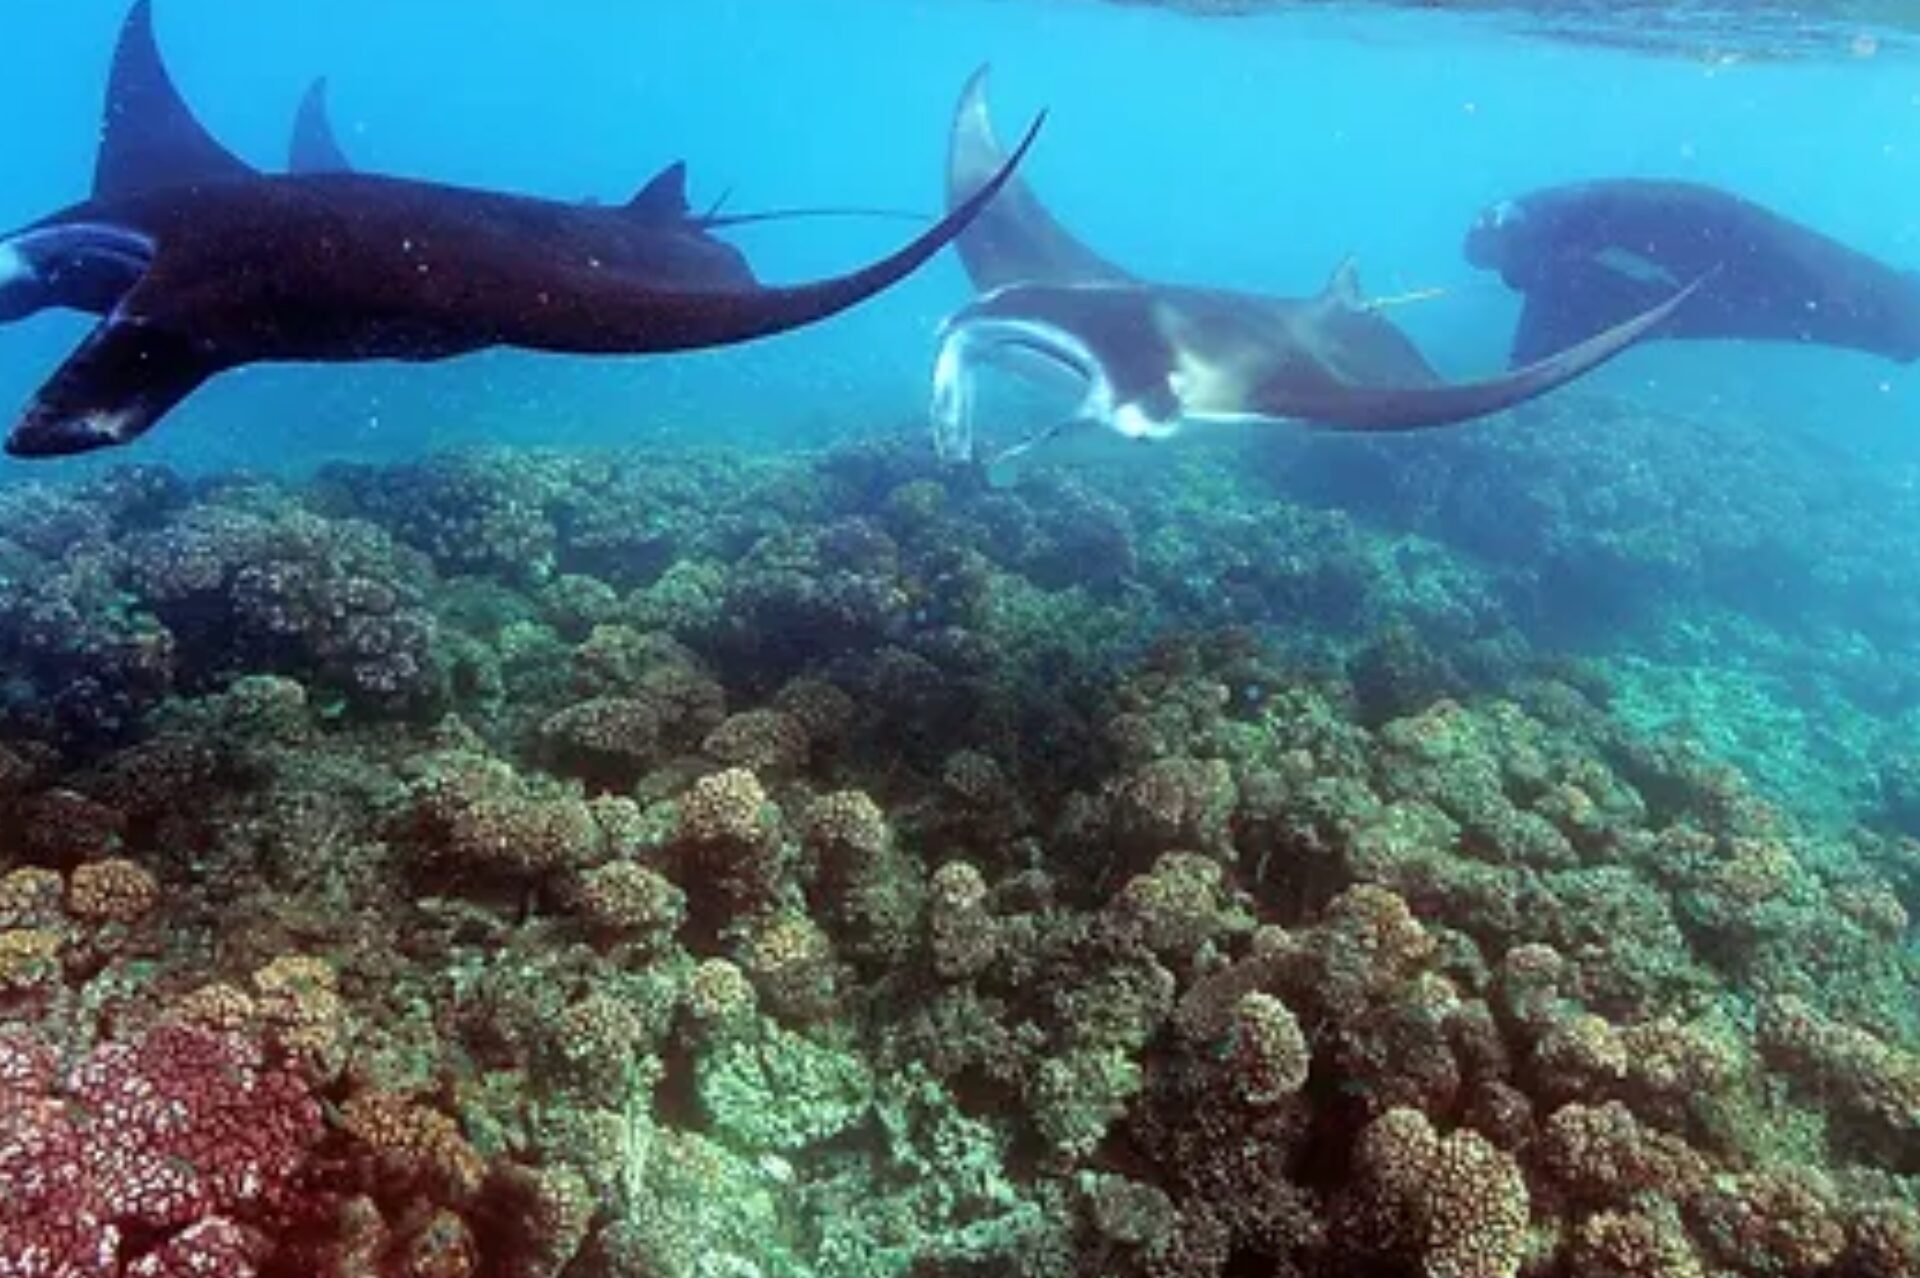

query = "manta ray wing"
[[1258, 277, 1705, 431], [946, 65, 1133, 292], [95, 0, 257, 199], [5, 1, 1051, 458], [1510, 258, 1679, 365]]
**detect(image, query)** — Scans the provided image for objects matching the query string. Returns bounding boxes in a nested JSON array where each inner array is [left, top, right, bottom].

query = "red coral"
[[0, 1021, 323, 1278]]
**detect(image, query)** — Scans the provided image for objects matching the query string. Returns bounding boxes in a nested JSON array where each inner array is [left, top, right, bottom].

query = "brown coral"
[[1688, 1167, 1846, 1276], [702, 709, 809, 775], [674, 767, 782, 919], [571, 860, 685, 949], [341, 1091, 487, 1202], [927, 860, 998, 980], [1537, 1100, 1705, 1208], [1571, 1208, 1706, 1278], [1224, 991, 1311, 1105], [742, 912, 840, 1023], [802, 789, 920, 965], [1344, 1107, 1530, 1278], [1759, 995, 1920, 1146], [1105, 851, 1252, 961]]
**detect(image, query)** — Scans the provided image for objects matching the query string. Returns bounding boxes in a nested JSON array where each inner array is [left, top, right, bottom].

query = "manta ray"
[[287, 76, 924, 230], [1464, 179, 1920, 366], [0, 3, 1038, 458], [930, 68, 1697, 470]]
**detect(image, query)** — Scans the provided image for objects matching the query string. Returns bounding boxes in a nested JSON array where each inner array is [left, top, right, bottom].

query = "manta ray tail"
[[289, 77, 356, 174], [627, 161, 926, 230], [699, 206, 930, 230], [947, 65, 1131, 292], [1296, 277, 1706, 432], [589, 113, 1047, 354], [95, 0, 257, 200]]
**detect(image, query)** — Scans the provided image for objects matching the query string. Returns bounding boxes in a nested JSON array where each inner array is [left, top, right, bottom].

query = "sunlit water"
[[0, 0, 1913, 477]]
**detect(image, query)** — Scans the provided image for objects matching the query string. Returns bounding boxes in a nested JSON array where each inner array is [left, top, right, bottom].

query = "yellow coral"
[[744, 912, 839, 1023], [1327, 884, 1435, 976], [1535, 1013, 1629, 1093], [1572, 1209, 1705, 1278], [0, 868, 63, 930], [685, 957, 757, 1035], [928, 860, 997, 980], [1228, 991, 1311, 1104], [677, 768, 770, 846], [342, 1091, 487, 1201], [0, 928, 61, 994], [169, 981, 259, 1032], [253, 954, 349, 1079], [574, 860, 685, 944], [65, 858, 159, 925], [803, 790, 890, 863], [702, 710, 809, 774]]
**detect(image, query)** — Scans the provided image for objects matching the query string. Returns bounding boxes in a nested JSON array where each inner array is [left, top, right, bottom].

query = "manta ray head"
[[1464, 198, 1528, 271], [0, 223, 154, 325], [931, 289, 1182, 468]]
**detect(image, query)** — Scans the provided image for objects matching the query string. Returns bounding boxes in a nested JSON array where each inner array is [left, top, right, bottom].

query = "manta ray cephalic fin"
[[6, 317, 221, 458]]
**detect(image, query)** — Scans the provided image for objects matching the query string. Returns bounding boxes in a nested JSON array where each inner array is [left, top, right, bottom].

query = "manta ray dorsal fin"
[[628, 162, 692, 221], [289, 77, 355, 175], [1321, 256, 1365, 311], [94, 0, 258, 201]]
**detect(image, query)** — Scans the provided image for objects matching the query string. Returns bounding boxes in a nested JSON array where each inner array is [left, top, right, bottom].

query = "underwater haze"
[[6, 4, 1920, 1278], [1, 0, 1916, 470]]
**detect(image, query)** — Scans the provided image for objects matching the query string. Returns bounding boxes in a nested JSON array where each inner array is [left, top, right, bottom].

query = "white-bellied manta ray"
[[1464, 179, 1920, 366], [929, 68, 1700, 471], [0, 2, 1041, 458]]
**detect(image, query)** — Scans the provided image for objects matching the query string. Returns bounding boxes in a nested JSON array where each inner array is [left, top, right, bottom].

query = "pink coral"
[[0, 1022, 322, 1278]]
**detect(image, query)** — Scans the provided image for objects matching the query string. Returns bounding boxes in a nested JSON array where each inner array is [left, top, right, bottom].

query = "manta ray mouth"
[[930, 312, 1120, 466], [0, 223, 155, 324]]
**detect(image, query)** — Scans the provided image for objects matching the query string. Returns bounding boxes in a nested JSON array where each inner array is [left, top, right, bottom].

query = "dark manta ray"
[[0, 3, 1039, 458], [1464, 180, 1920, 366], [930, 68, 1697, 468], [287, 76, 926, 228]]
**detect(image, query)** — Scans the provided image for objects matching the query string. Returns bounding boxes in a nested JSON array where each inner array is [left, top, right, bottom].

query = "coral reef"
[[2, 429, 1918, 1277]]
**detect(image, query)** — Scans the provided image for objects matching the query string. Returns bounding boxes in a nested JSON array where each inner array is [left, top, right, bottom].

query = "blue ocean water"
[[12, 10, 1920, 1274], [0, 0, 1913, 475]]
